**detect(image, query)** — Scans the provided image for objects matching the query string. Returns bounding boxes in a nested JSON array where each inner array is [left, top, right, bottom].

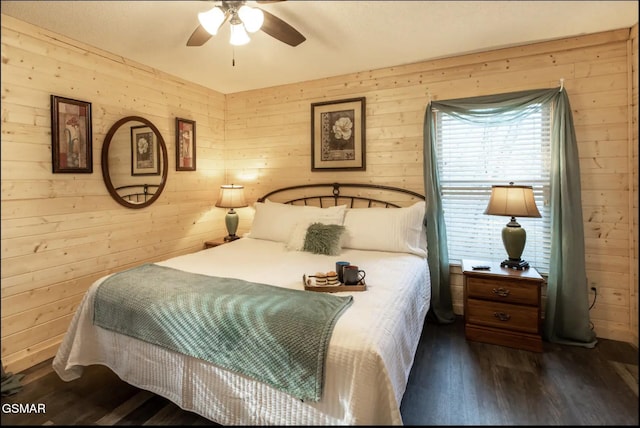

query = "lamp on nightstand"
[[484, 182, 541, 270], [215, 184, 248, 242]]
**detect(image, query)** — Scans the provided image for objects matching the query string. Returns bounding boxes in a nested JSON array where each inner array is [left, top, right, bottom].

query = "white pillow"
[[248, 200, 346, 243], [285, 220, 314, 251], [341, 201, 427, 257]]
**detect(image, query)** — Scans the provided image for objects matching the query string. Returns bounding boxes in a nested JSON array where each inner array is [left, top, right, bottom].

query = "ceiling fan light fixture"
[[198, 6, 225, 35], [187, 0, 306, 48], [238, 5, 264, 33], [229, 21, 250, 46]]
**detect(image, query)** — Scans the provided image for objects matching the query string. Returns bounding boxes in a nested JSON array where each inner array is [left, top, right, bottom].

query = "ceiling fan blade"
[[260, 8, 305, 47], [255, 1, 287, 3], [186, 11, 231, 47], [186, 24, 213, 47]]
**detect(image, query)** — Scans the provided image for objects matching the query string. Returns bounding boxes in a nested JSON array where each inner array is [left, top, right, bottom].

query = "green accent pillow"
[[303, 223, 346, 256]]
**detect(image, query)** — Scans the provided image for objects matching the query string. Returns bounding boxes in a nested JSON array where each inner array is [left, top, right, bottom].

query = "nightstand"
[[204, 237, 237, 249], [462, 259, 544, 352]]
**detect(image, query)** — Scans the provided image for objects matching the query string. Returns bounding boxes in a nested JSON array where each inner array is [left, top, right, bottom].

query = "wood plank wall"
[[1, 16, 228, 373], [225, 28, 639, 346], [1, 15, 638, 374], [631, 24, 638, 345]]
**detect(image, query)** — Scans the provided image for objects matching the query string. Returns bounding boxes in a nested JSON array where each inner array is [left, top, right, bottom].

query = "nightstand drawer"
[[466, 277, 538, 306], [466, 299, 539, 334]]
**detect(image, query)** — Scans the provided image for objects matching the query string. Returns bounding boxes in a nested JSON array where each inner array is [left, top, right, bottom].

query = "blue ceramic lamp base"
[[224, 209, 241, 241], [500, 217, 530, 270]]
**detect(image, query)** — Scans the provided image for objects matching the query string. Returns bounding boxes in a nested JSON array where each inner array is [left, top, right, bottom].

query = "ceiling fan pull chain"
[[232, 47, 236, 67]]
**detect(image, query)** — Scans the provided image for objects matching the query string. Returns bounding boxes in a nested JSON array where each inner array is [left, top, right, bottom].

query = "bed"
[[53, 183, 431, 425]]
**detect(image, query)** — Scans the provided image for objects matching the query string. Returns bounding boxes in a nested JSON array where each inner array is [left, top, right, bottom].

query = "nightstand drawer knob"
[[492, 287, 511, 297], [493, 312, 511, 322]]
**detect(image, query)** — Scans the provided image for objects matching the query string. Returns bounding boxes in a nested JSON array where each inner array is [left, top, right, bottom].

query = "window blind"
[[435, 105, 551, 274]]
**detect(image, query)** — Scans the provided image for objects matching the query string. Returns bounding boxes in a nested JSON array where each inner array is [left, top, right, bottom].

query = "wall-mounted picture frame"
[[131, 125, 160, 176], [50, 95, 93, 173], [311, 97, 366, 171], [176, 117, 196, 171]]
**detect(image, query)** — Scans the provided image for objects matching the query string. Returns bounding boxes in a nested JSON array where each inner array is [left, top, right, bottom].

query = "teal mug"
[[336, 261, 350, 283], [343, 265, 365, 285]]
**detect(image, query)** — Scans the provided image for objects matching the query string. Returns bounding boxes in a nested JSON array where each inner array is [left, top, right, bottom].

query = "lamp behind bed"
[[215, 184, 248, 241]]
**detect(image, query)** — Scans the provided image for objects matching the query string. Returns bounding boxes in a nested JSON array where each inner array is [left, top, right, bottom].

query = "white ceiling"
[[1, 1, 638, 94]]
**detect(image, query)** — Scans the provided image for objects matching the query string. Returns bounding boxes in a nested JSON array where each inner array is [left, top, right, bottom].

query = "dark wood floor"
[[2, 316, 638, 426], [401, 317, 638, 425]]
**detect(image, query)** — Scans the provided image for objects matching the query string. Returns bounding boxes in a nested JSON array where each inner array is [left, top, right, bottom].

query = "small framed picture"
[[50, 95, 93, 173], [311, 97, 366, 171], [131, 125, 160, 176], [176, 118, 196, 171]]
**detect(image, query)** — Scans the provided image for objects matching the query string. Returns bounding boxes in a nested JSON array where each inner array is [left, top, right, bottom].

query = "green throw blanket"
[[93, 264, 353, 401]]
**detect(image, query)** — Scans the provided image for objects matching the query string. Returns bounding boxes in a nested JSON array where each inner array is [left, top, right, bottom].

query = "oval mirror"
[[101, 116, 168, 209]]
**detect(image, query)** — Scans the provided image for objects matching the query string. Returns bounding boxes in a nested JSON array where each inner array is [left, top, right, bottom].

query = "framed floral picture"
[[175, 118, 196, 171], [50, 95, 93, 173], [131, 125, 160, 176], [310, 97, 366, 171]]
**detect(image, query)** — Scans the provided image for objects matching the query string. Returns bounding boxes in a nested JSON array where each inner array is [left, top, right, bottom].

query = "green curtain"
[[423, 88, 597, 347], [423, 104, 454, 324]]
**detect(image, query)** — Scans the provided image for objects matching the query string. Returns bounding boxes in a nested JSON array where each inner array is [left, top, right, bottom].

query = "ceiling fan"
[[187, 0, 306, 47]]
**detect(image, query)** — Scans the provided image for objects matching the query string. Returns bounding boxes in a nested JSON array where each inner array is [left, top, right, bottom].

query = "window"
[[435, 105, 551, 274]]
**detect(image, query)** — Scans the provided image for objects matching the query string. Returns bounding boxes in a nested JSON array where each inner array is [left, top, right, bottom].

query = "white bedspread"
[[53, 237, 431, 425]]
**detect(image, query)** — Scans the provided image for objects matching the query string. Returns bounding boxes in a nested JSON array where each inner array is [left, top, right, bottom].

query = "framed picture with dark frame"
[[50, 95, 93, 173], [131, 125, 160, 176], [311, 97, 366, 171], [176, 117, 196, 171]]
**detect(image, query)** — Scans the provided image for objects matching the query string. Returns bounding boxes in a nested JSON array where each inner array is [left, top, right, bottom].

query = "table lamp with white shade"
[[215, 184, 248, 242], [484, 182, 541, 270]]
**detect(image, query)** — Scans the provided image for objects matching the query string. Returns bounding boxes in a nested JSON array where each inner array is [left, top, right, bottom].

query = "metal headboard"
[[257, 183, 424, 208]]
